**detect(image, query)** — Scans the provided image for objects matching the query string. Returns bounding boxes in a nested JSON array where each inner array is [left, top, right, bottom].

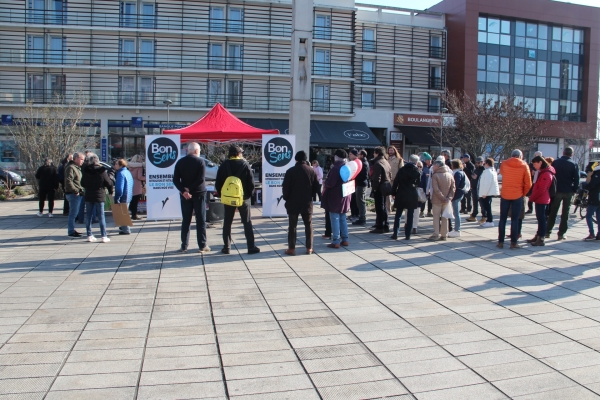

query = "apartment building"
[[0, 0, 446, 163]]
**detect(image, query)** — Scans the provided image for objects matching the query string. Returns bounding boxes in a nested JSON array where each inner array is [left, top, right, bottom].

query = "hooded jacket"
[[431, 165, 456, 205], [114, 167, 134, 204], [81, 164, 113, 203], [282, 161, 319, 215], [392, 162, 421, 210], [478, 167, 500, 197], [500, 157, 532, 200], [452, 169, 467, 201], [529, 166, 556, 205], [35, 164, 59, 191], [321, 159, 351, 214]]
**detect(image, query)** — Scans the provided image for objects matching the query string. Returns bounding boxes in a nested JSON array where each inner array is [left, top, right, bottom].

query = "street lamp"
[[440, 107, 448, 155], [163, 99, 172, 127]]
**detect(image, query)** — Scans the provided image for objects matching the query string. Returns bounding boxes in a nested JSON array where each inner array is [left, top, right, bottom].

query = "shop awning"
[[402, 126, 446, 146], [241, 118, 289, 135], [310, 121, 381, 148]]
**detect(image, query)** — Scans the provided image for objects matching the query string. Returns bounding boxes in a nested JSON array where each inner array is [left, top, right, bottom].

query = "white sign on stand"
[[145, 134, 182, 220], [262, 135, 295, 217]]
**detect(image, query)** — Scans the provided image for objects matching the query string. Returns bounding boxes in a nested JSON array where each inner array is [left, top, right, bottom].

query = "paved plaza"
[[2, 197, 600, 399]]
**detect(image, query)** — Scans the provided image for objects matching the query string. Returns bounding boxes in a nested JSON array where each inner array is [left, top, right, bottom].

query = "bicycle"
[[573, 188, 598, 224]]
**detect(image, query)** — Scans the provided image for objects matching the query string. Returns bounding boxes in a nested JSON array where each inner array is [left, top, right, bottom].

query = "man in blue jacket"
[[546, 147, 580, 240], [114, 159, 134, 235]]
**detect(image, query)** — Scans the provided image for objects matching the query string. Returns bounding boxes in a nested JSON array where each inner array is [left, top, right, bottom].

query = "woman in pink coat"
[[128, 154, 145, 219]]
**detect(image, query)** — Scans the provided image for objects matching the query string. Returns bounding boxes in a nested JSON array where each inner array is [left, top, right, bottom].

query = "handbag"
[[442, 202, 454, 219], [417, 188, 427, 203], [379, 181, 393, 196]]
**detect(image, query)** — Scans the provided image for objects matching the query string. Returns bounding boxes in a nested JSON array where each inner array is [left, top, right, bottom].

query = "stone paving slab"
[[2, 197, 600, 399]]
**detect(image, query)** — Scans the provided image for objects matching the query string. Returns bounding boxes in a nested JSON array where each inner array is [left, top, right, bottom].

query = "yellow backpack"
[[221, 162, 244, 207]]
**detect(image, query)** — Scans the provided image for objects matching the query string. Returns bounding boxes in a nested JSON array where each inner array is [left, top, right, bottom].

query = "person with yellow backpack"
[[215, 145, 260, 255]]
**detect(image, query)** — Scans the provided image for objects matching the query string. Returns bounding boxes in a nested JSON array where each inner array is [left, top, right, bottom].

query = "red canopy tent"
[[163, 103, 279, 142]]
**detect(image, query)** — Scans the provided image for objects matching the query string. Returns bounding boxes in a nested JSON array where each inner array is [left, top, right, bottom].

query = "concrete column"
[[289, 0, 313, 156]]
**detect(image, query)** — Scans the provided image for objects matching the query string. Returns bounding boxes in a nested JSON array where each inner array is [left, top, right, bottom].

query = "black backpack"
[[549, 175, 557, 198]]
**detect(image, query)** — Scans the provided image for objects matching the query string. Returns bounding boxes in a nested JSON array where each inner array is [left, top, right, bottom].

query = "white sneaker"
[[480, 222, 495, 228], [87, 236, 97, 242], [36, 212, 43, 217], [48, 213, 53, 218], [101, 237, 110, 243], [448, 231, 461, 237]]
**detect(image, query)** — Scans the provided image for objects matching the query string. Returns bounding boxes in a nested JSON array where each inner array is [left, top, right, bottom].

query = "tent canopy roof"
[[163, 103, 279, 142]]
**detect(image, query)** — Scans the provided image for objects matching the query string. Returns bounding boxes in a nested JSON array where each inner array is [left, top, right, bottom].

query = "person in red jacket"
[[528, 156, 555, 247]]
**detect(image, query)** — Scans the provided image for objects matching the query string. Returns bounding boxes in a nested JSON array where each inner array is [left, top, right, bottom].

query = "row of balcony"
[[0, 89, 353, 113], [361, 40, 445, 59]]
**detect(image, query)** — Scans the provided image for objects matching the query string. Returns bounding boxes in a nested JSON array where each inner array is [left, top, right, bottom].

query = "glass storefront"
[[477, 15, 585, 122], [108, 120, 189, 160]]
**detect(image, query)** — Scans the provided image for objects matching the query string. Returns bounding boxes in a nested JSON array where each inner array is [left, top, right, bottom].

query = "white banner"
[[145, 135, 182, 220], [262, 135, 295, 217]]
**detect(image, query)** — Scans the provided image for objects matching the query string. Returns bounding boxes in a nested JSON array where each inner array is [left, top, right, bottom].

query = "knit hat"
[[421, 152, 432, 161], [349, 149, 359, 157], [436, 156, 445, 162], [475, 156, 484, 162], [462, 154, 470, 159], [334, 149, 347, 159]]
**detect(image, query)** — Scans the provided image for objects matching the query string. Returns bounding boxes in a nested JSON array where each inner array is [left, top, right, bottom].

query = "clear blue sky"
[[359, 0, 599, 10]]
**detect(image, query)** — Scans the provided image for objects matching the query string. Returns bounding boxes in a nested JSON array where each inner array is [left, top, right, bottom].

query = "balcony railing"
[[429, 46, 444, 59], [429, 77, 443, 90], [312, 63, 353, 78], [313, 26, 354, 42], [362, 72, 375, 84], [362, 40, 376, 52], [0, 7, 292, 37], [311, 98, 352, 113]]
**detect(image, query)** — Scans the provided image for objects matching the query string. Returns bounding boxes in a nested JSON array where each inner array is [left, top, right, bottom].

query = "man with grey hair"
[[64, 152, 85, 237], [497, 149, 532, 249], [173, 142, 209, 253], [441, 150, 452, 168], [389, 154, 421, 240], [546, 146, 580, 240]]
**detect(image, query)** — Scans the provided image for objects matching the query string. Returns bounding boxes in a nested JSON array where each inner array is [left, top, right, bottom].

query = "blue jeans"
[[329, 212, 348, 245], [78, 195, 96, 222], [66, 194, 82, 234], [86, 202, 107, 238], [498, 197, 523, 244], [535, 203, 548, 237], [392, 207, 414, 239], [180, 194, 207, 250], [118, 202, 131, 234], [452, 197, 463, 232], [586, 204, 600, 236]]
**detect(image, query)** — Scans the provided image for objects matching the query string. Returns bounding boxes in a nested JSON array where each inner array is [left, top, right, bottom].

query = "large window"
[[315, 15, 331, 40], [361, 91, 374, 109], [314, 49, 331, 76], [120, 1, 155, 28], [430, 35, 443, 58], [430, 66, 442, 89], [228, 8, 243, 33], [362, 60, 375, 84], [208, 79, 222, 105], [363, 28, 376, 52], [119, 76, 135, 104], [208, 43, 224, 69], [27, 35, 44, 63], [227, 44, 242, 71], [477, 15, 585, 121], [209, 7, 225, 32], [27, 74, 45, 101], [139, 39, 155, 67], [120, 39, 136, 66], [28, 0, 65, 24], [313, 84, 329, 111], [227, 80, 242, 108]]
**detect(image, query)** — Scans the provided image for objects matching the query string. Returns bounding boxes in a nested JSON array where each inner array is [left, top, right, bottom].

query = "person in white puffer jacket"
[[478, 158, 500, 228]]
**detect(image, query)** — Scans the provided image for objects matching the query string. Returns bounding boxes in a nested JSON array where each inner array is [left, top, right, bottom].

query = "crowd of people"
[[33, 142, 598, 254]]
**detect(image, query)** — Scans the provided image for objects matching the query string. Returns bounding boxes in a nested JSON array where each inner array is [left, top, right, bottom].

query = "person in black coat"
[[35, 158, 59, 217], [390, 154, 421, 240], [460, 154, 475, 214], [282, 151, 319, 256], [215, 145, 259, 255], [81, 153, 113, 242]]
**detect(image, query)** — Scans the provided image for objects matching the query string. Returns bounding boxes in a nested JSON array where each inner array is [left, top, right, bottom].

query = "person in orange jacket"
[[497, 149, 532, 249]]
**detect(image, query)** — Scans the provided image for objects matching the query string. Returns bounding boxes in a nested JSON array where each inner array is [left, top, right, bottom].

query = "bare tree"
[[8, 92, 96, 195], [561, 122, 593, 170], [430, 90, 548, 160]]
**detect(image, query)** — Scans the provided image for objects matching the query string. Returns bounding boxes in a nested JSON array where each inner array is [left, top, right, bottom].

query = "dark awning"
[[310, 121, 381, 148], [402, 126, 448, 146], [241, 118, 289, 135]]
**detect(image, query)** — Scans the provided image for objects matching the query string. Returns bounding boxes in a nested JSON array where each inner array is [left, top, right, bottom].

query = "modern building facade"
[[431, 0, 600, 159], [0, 0, 446, 166]]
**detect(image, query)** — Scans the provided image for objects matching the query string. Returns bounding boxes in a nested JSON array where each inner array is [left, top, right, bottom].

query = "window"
[[28, 0, 45, 23], [120, 39, 136, 66], [314, 15, 331, 40], [314, 49, 330, 75], [362, 60, 375, 84], [208, 80, 222, 106], [27, 74, 45, 101], [27, 35, 44, 63], [139, 77, 153, 104], [226, 80, 242, 108], [208, 43, 224, 69], [430, 35, 443, 58], [28, 0, 65, 24], [120, 76, 135, 104], [363, 28, 376, 52], [361, 92, 374, 109], [139, 40, 154, 67], [430, 66, 442, 89], [228, 8, 243, 33], [210, 7, 225, 32], [428, 96, 440, 113], [141, 3, 155, 28], [49, 36, 64, 64], [313, 84, 329, 111], [50, 74, 66, 98], [121, 2, 137, 27], [227, 44, 242, 71]]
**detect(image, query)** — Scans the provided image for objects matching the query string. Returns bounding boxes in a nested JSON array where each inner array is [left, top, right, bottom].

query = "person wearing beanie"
[[421, 152, 432, 162], [282, 151, 320, 255], [369, 146, 392, 233], [321, 149, 351, 248]]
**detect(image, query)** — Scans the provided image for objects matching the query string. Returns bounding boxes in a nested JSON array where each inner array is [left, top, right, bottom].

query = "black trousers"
[[288, 213, 313, 250], [223, 199, 255, 249], [471, 190, 480, 217], [461, 190, 472, 212], [129, 194, 141, 218], [60, 184, 69, 215], [373, 190, 389, 229], [38, 189, 55, 213], [324, 210, 331, 236], [180, 194, 207, 250], [350, 193, 358, 217], [313, 184, 322, 202]]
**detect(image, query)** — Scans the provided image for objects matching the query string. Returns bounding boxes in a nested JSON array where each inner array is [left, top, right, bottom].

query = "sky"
[[359, 0, 600, 10]]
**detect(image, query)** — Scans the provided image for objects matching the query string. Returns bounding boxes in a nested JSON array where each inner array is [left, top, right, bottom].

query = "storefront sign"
[[343, 129, 370, 141], [537, 137, 558, 143], [131, 117, 143, 128], [1, 115, 13, 125], [390, 132, 402, 141], [101, 138, 107, 162], [145, 134, 182, 220], [394, 113, 441, 127], [262, 135, 295, 217]]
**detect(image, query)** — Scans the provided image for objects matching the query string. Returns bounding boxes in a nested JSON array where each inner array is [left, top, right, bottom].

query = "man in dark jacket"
[[215, 145, 259, 255], [546, 147, 580, 240], [173, 142, 209, 253], [352, 150, 369, 226], [81, 153, 113, 242], [391, 154, 421, 240], [466, 157, 486, 222], [369, 146, 392, 233], [58, 154, 72, 216], [584, 162, 600, 240], [35, 158, 59, 217], [461, 154, 475, 214], [282, 151, 319, 255]]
